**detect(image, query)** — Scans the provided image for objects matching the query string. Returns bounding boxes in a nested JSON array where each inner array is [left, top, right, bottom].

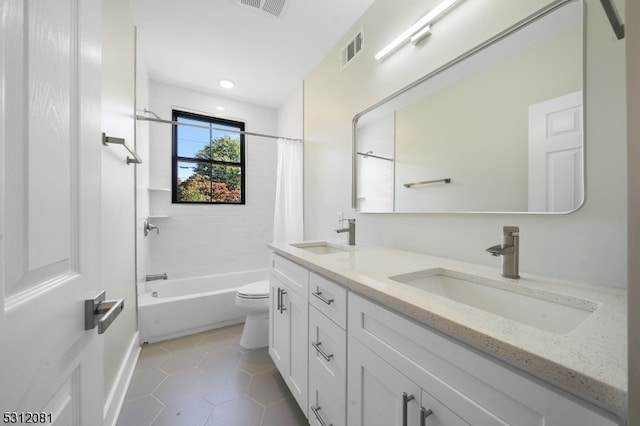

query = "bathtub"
[[138, 268, 269, 344]]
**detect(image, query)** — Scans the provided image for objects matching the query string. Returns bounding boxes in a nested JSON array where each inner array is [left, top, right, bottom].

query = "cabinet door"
[[285, 285, 309, 416], [348, 336, 421, 426], [269, 275, 289, 373]]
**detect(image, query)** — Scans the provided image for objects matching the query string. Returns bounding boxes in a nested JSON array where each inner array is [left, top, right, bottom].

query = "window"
[[172, 110, 245, 204]]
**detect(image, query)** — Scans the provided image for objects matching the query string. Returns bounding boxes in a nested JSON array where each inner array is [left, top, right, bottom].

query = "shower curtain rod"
[[136, 109, 302, 143]]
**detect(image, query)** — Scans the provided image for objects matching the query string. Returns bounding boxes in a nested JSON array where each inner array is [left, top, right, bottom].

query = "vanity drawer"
[[348, 293, 620, 426], [309, 305, 347, 404], [270, 253, 308, 298], [310, 272, 347, 329], [309, 366, 346, 426]]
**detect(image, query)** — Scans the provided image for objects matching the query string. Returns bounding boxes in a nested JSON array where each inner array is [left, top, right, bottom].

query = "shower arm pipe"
[[137, 109, 302, 143]]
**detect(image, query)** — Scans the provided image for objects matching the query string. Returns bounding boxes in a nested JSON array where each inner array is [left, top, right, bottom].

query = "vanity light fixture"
[[220, 79, 235, 89], [375, 0, 464, 60]]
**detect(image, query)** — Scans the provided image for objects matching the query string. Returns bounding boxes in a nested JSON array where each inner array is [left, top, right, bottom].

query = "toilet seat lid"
[[237, 280, 270, 298]]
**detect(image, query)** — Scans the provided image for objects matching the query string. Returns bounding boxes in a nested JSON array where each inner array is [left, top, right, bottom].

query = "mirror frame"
[[352, 0, 585, 214]]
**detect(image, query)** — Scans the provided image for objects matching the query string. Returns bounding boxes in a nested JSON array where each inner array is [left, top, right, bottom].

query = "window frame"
[[171, 109, 246, 205]]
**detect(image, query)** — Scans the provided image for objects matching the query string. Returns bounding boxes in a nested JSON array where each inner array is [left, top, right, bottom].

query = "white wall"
[[144, 81, 278, 279], [304, 0, 627, 288], [101, 0, 139, 422], [277, 84, 304, 141]]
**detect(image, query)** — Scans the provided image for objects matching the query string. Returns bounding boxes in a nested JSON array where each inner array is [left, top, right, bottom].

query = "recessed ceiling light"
[[220, 80, 235, 89]]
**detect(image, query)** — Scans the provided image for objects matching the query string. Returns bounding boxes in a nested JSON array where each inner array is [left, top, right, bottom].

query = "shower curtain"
[[273, 138, 303, 242]]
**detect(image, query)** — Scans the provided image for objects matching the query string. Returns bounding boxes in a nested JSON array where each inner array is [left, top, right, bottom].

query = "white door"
[[528, 91, 584, 212], [0, 0, 104, 424]]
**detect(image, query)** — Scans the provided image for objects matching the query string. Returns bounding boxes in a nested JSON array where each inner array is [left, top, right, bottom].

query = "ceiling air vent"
[[235, 0, 288, 18], [340, 30, 364, 71]]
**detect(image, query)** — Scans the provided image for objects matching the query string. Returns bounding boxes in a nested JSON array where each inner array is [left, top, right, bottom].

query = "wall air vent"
[[235, 0, 288, 18], [340, 30, 364, 70]]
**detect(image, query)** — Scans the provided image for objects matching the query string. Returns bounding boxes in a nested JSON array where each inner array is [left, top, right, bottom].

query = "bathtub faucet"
[[145, 273, 168, 282]]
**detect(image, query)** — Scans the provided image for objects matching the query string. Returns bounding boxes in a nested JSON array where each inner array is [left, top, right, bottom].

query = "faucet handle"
[[503, 226, 519, 235], [339, 218, 356, 224]]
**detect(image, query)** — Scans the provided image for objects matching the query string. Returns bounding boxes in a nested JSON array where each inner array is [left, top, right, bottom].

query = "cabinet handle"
[[402, 392, 415, 426], [279, 288, 287, 313], [311, 341, 334, 362], [276, 288, 282, 312], [310, 405, 333, 426], [312, 290, 334, 305], [420, 407, 433, 426]]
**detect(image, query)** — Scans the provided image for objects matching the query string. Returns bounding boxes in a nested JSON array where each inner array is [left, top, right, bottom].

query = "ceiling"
[[128, 0, 375, 109]]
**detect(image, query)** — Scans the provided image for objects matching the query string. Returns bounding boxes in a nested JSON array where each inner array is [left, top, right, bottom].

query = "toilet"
[[235, 280, 270, 349]]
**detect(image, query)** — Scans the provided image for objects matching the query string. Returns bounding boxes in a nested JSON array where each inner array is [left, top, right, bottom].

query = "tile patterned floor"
[[116, 324, 309, 426]]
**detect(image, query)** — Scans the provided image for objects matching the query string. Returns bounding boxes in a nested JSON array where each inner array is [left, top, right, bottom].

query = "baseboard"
[[103, 331, 141, 426]]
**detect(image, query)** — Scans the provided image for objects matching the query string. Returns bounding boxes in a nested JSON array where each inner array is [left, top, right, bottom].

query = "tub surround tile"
[[268, 241, 628, 415]]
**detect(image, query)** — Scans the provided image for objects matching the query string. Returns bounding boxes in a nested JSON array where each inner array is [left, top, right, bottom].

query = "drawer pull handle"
[[402, 392, 415, 426], [311, 341, 334, 361], [312, 290, 334, 305], [311, 405, 333, 426], [420, 407, 433, 426]]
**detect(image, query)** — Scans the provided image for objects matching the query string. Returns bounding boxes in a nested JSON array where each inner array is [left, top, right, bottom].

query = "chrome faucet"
[[145, 273, 168, 282], [485, 226, 520, 279], [336, 218, 356, 245]]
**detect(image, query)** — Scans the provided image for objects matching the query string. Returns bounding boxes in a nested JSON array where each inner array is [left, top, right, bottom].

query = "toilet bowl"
[[235, 280, 270, 349]]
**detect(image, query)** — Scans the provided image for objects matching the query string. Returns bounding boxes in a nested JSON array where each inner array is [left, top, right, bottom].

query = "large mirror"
[[353, 0, 583, 213]]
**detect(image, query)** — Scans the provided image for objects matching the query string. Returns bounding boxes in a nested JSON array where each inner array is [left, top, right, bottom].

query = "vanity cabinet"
[[348, 292, 619, 426], [269, 254, 309, 417], [268, 251, 621, 426]]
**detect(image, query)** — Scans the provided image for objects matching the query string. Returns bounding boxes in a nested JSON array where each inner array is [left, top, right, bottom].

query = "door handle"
[[85, 291, 124, 334]]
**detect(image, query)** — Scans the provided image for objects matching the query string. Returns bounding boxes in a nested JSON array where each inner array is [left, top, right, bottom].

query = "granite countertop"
[[268, 241, 628, 416]]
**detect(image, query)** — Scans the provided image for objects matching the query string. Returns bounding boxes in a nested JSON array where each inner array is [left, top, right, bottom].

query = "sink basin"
[[290, 241, 350, 255], [388, 269, 598, 334]]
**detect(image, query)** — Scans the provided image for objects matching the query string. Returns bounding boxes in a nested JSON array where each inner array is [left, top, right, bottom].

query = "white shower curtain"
[[273, 138, 303, 242]]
